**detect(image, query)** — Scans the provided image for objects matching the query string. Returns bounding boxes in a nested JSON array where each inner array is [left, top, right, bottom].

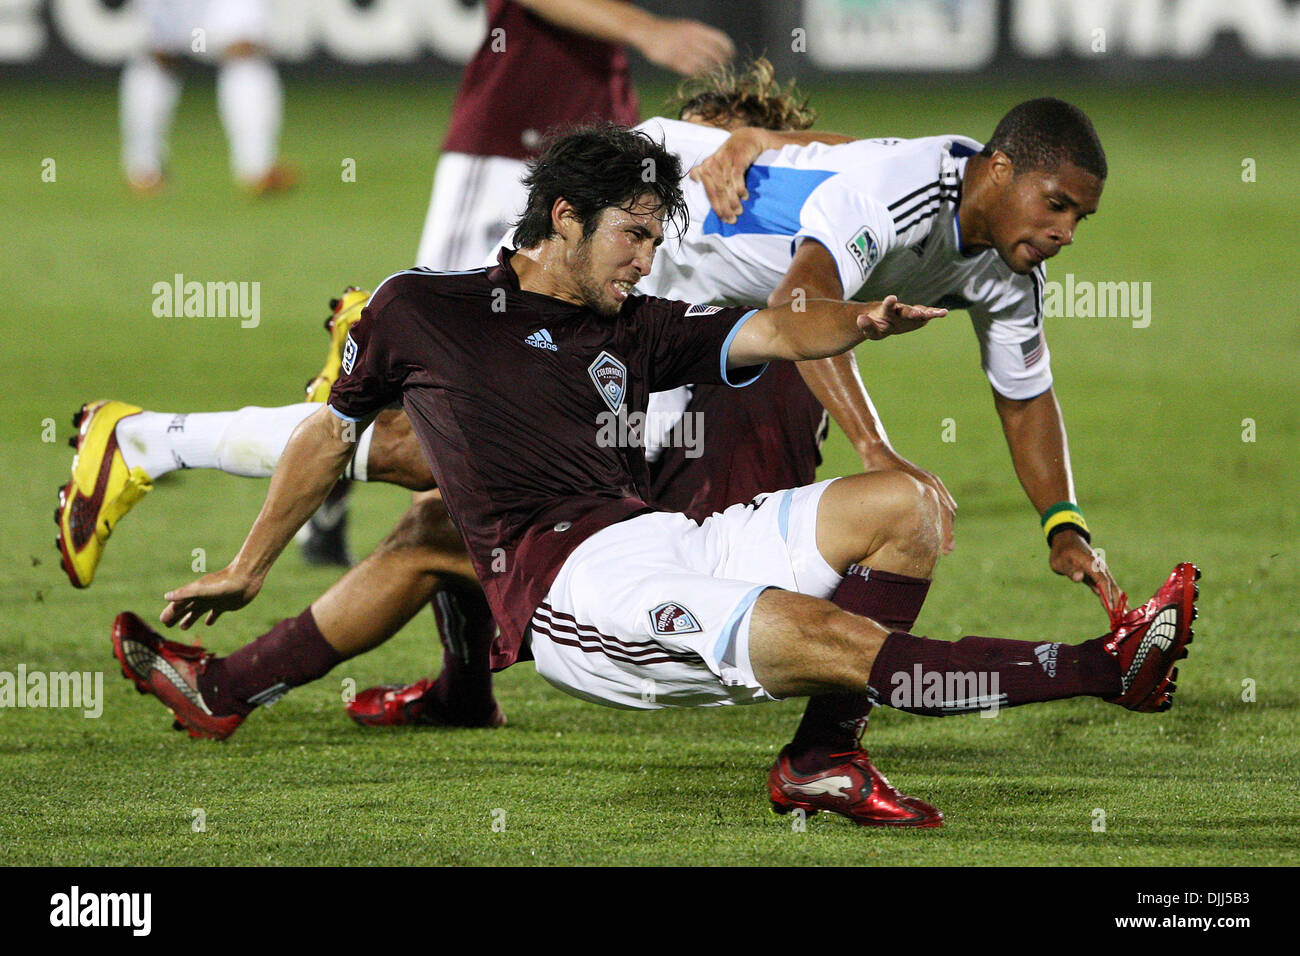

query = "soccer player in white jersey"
[[120, 0, 294, 194]]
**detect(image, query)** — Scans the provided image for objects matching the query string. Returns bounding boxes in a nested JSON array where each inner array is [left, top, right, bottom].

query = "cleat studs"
[[1193, 566, 1201, 581], [68, 436, 77, 448]]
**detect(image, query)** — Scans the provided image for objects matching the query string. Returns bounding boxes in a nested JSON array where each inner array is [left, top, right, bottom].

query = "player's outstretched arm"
[[729, 295, 945, 369], [160, 405, 368, 629], [692, 128, 856, 224], [515, 0, 733, 77], [992, 387, 1122, 609]]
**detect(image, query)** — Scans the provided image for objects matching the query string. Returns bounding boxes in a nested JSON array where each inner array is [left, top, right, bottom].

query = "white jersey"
[[635, 118, 1052, 401]]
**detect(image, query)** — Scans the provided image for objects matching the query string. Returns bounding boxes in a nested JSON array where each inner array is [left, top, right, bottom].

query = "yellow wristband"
[[1041, 501, 1090, 544]]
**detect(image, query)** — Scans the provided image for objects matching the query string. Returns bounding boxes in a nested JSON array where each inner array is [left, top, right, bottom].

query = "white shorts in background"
[[529, 479, 842, 710], [137, 0, 269, 56], [416, 153, 529, 270]]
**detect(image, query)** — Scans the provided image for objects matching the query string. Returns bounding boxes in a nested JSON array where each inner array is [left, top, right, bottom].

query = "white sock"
[[120, 57, 181, 181], [217, 55, 283, 183], [116, 404, 318, 479]]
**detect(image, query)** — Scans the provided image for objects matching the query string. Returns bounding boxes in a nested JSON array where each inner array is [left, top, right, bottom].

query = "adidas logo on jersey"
[[526, 328, 558, 351]]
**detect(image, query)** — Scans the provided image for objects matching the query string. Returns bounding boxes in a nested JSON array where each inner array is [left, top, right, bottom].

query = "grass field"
[[2, 77, 1297, 867]]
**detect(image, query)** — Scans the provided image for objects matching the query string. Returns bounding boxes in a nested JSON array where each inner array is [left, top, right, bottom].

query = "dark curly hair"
[[673, 56, 817, 132], [982, 98, 1108, 180], [513, 123, 688, 249]]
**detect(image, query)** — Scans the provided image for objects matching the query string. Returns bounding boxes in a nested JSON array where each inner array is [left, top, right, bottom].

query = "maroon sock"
[[790, 567, 931, 771], [867, 631, 1121, 716], [425, 582, 498, 723], [198, 606, 343, 717]]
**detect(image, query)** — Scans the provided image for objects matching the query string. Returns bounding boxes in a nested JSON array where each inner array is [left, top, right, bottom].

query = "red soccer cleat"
[[111, 612, 244, 740], [347, 677, 506, 729], [768, 746, 943, 828], [1104, 562, 1200, 712]]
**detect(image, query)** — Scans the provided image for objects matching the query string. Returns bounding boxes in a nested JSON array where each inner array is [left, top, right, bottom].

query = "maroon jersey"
[[443, 0, 640, 161], [329, 250, 762, 669], [650, 361, 829, 520]]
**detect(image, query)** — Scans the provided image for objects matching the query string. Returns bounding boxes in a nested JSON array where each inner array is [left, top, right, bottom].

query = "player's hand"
[[161, 565, 263, 630], [858, 296, 946, 340], [691, 127, 767, 224], [1049, 530, 1123, 611], [636, 19, 734, 77], [862, 448, 958, 554]]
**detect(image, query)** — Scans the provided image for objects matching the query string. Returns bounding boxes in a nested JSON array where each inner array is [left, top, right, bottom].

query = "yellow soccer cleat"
[[304, 286, 371, 402], [56, 400, 154, 588]]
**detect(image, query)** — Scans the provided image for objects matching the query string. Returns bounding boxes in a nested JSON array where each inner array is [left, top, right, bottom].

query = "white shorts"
[[415, 153, 529, 270], [137, 0, 269, 56], [529, 480, 842, 710]]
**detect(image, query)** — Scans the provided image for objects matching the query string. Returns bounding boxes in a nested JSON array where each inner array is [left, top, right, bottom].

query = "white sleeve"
[[968, 268, 1053, 400], [792, 178, 897, 297]]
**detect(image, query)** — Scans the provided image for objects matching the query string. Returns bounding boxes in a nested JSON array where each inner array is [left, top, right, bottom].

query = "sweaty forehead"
[[1032, 162, 1104, 213], [601, 199, 667, 234]]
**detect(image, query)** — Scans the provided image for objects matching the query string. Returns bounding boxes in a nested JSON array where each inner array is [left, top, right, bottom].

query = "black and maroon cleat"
[[347, 677, 505, 729], [1104, 562, 1200, 713], [768, 745, 943, 828]]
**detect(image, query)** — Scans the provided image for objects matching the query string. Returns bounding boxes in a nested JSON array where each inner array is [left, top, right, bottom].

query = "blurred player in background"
[[120, 0, 294, 194], [416, 0, 732, 271], [298, 0, 734, 564]]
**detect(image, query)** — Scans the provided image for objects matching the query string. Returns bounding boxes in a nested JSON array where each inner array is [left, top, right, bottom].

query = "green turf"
[[2, 77, 1297, 866]]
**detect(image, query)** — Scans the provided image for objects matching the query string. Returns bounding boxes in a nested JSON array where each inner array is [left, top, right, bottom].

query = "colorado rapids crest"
[[588, 350, 627, 413], [649, 602, 702, 635]]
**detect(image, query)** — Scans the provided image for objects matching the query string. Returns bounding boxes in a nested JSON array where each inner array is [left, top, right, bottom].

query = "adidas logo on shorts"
[[526, 328, 558, 351]]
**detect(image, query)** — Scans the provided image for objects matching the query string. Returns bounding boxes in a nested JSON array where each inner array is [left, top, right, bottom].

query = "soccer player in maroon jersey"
[[300, 0, 732, 566], [417, 0, 733, 271], [113, 125, 1198, 827]]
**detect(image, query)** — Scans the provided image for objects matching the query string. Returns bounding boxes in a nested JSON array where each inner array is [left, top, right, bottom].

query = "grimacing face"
[[569, 198, 665, 317], [986, 160, 1103, 275]]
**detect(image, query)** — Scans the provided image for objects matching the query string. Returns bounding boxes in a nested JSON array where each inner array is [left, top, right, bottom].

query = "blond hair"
[[673, 57, 817, 132]]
